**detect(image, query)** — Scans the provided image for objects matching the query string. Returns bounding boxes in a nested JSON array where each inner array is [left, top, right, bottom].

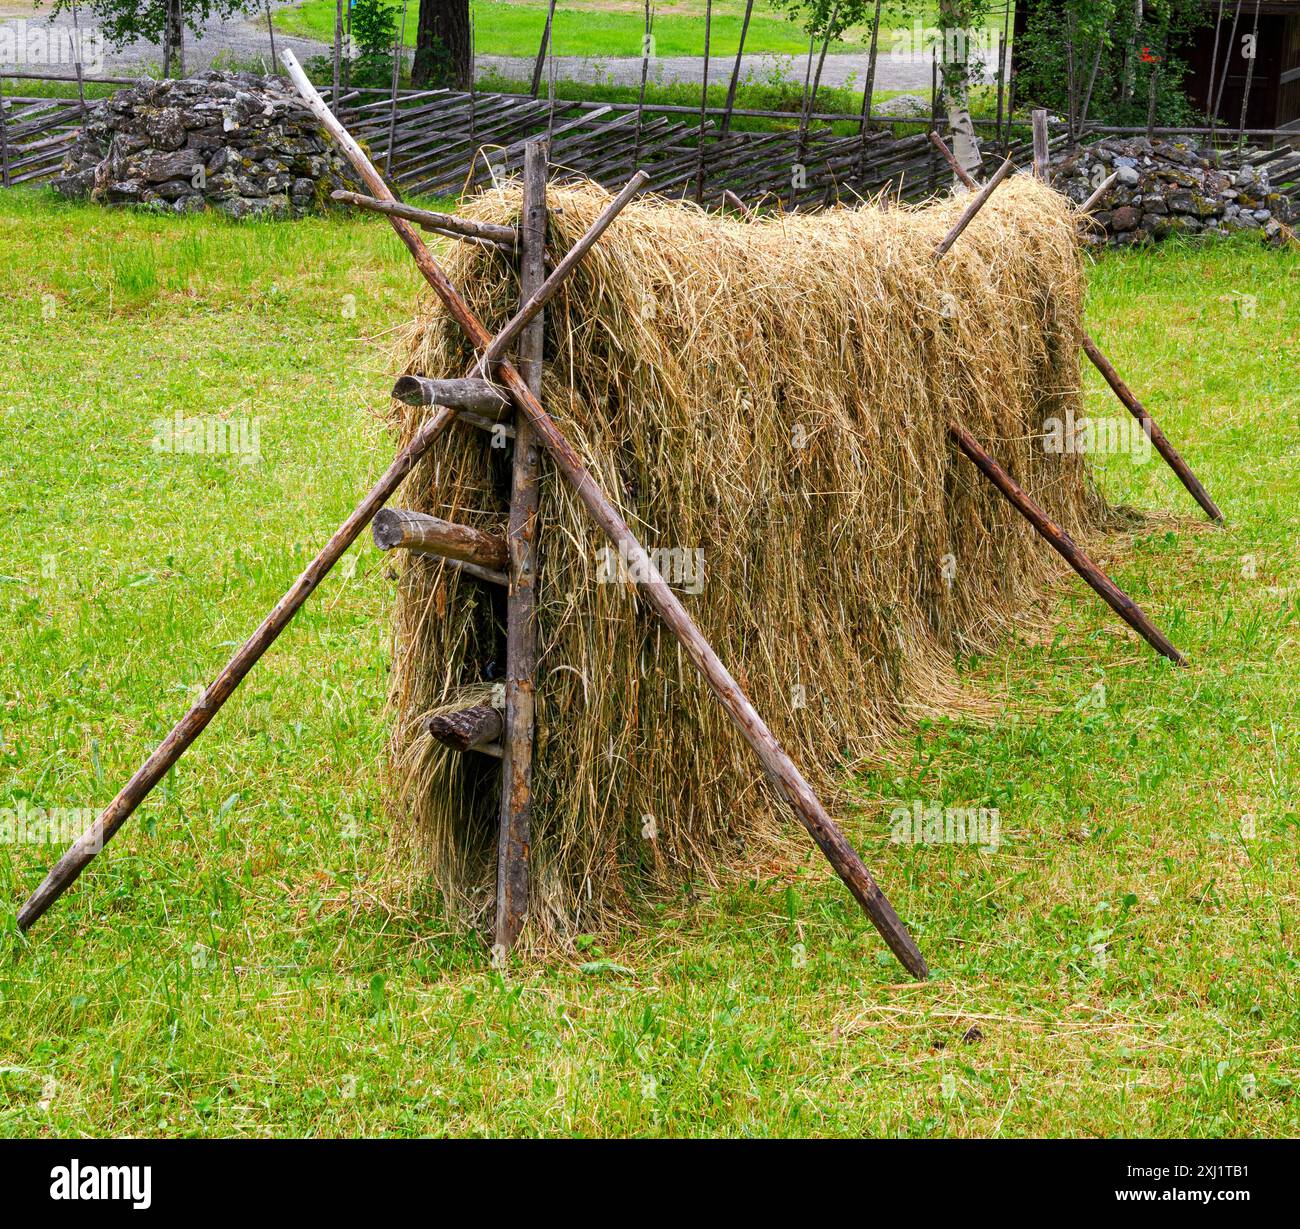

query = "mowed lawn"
[[0, 188, 1297, 1137], [275, 0, 935, 59]]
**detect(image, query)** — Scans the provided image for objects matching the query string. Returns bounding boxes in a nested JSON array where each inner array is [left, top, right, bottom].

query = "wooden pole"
[[71, 0, 88, 114], [16, 411, 454, 931], [385, 0, 410, 178], [530, 0, 559, 99], [723, 188, 752, 217], [495, 139, 549, 954], [1032, 108, 1050, 180], [1238, 1, 1263, 142], [721, 0, 755, 137], [856, 0, 884, 179], [0, 79, 11, 190], [392, 375, 511, 414], [280, 49, 929, 980], [932, 158, 1014, 258], [635, 0, 653, 161], [928, 132, 1223, 526], [1080, 170, 1119, 214], [950, 422, 1186, 666], [330, 190, 519, 251], [476, 170, 649, 372], [930, 128, 979, 190], [1212, 1, 1245, 131], [695, 0, 713, 205], [333, 0, 343, 106], [1080, 334, 1224, 522], [264, 0, 278, 74], [994, 0, 1010, 150], [427, 705, 503, 754], [373, 508, 507, 571]]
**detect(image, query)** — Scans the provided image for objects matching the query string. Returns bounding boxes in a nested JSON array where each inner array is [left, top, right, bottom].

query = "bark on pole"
[[279, 49, 929, 981], [722, 0, 755, 137], [495, 139, 548, 954], [16, 411, 454, 931], [427, 706, 503, 753], [951, 422, 1185, 665], [1080, 334, 1224, 522], [475, 170, 649, 371], [695, 0, 713, 205], [932, 157, 1014, 257], [928, 131, 1223, 526], [1032, 108, 1050, 180], [372, 508, 508, 571], [333, 0, 343, 104], [530, 0, 559, 99]]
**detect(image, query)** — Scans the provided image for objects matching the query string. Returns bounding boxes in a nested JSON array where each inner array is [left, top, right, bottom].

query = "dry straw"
[[387, 174, 1105, 945]]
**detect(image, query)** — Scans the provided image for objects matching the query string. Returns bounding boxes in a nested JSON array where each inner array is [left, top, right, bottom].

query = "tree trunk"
[[938, 0, 982, 180], [413, 0, 472, 89]]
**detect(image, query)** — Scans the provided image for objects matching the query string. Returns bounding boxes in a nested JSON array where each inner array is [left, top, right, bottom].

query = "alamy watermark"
[[890, 799, 1001, 852], [152, 411, 262, 465], [889, 20, 1004, 67], [0, 22, 106, 75], [595, 541, 704, 594], [1043, 407, 1152, 463], [0, 799, 100, 849]]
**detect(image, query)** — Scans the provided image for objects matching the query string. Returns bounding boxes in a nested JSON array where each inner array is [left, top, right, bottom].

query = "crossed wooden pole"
[[17, 51, 930, 982]]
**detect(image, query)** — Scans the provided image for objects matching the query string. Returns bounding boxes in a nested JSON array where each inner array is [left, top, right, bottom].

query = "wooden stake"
[[1079, 170, 1119, 214], [331, 190, 518, 251], [280, 49, 929, 980], [1081, 333, 1224, 523], [16, 411, 454, 931], [373, 508, 507, 571], [427, 705, 503, 753], [496, 139, 547, 954], [1032, 108, 1050, 180], [932, 158, 1014, 259], [928, 132, 1225, 528], [950, 422, 1185, 665], [392, 375, 511, 415], [476, 170, 649, 373]]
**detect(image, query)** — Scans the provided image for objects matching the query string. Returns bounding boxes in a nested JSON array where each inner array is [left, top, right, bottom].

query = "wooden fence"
[[3, 78, 1299, 211]]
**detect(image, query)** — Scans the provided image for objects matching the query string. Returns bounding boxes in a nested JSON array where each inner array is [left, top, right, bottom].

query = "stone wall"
[[1056, 137, 1294, 246], [54, 71, 349, 220]]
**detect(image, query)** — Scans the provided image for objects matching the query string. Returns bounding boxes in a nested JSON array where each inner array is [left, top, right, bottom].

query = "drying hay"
[[387, 174, 1106, 943]]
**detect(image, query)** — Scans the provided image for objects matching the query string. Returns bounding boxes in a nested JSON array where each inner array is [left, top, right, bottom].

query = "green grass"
[[0, 188, 1297, 1136], [277, 0, 936, 59]]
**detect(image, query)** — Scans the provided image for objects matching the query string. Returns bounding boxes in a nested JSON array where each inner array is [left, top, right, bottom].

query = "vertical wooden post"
[[0, 78, 11, 190], [1032, 108, 1050, 180], [695, 0, 713, 205], [495, 139, 547, 954], [333, 0, 343, 106]]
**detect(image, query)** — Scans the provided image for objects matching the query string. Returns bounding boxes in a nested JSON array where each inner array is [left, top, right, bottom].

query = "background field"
[[0, 189, 1297, 1136], [274, 0, 938, 59]]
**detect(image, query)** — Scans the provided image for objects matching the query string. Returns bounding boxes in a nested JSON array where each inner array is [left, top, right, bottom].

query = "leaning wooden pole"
[[951, 423, 1186, 666], [930, 131, 1223, 524], [495, 139, 548, 954], [476, 170, 649, 371], [1080, 334, 1224, 522], [16, 411, 454, 931], [933, 157, 1014, 257], [280, 49, 929, 980]]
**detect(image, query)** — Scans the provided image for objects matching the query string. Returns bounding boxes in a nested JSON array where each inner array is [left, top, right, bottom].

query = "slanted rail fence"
[[3, 74, 1300, 209]]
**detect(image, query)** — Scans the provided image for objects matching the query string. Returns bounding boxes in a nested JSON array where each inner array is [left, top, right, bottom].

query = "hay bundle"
[[389, 174, 1104, 942]]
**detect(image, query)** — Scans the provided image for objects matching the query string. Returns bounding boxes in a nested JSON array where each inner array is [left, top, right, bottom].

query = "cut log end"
[[425, 704, 503, 752]]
